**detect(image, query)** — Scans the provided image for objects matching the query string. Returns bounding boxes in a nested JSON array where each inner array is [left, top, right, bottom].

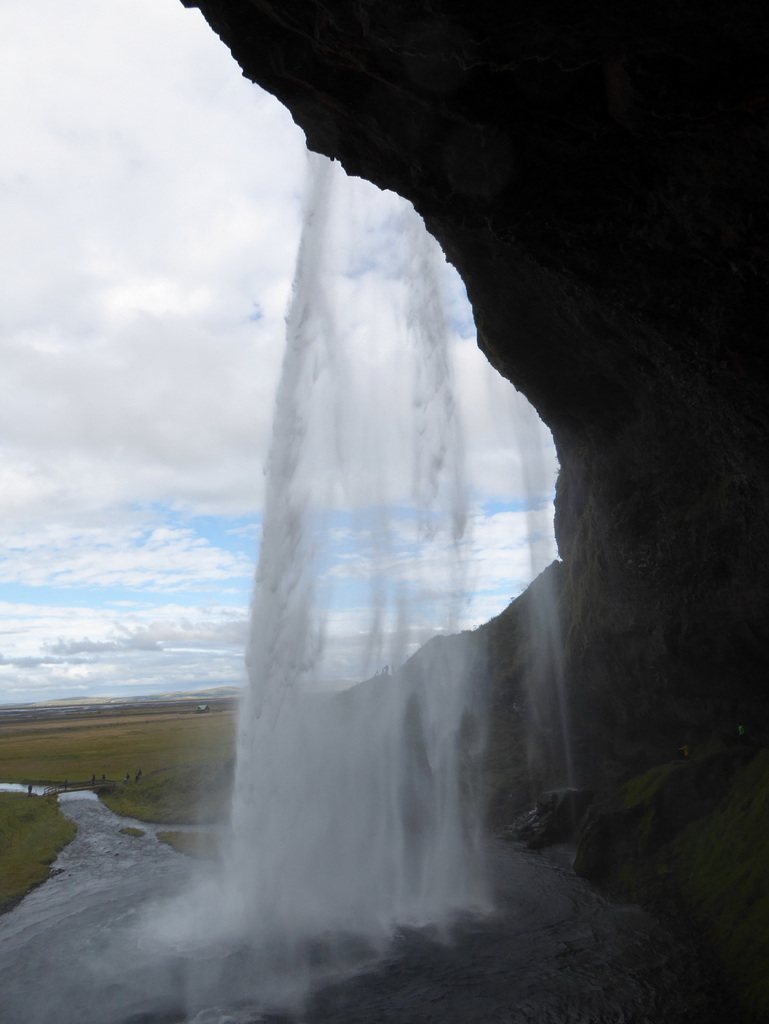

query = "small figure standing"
[[738, 724, 746, 744], [125, 772, 130, 784], [27, 784, 32, 796], [679, 744, 690, 759], [91, 774, 96, 786], [64, 779, 68, 791]]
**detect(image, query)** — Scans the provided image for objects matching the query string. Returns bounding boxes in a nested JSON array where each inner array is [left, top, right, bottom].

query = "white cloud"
[[0, 521, 252, 591], [0, 600, 248, 654], [0, 599, 250, 701], [0, 0, 306, 525], [0, 0, 559, 705]]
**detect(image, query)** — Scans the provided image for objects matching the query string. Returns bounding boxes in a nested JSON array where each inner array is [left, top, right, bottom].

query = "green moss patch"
[[672, 749, 769, 1021], [586, 748, 769, 1020], [624, 761, 678, 809], [118, 826, 146, 838], [0, 794, 76, 909]]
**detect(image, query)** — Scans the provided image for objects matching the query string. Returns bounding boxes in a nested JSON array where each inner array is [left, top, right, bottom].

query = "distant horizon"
[[0, 684, 244, 709], [0, 674, 385, 708]]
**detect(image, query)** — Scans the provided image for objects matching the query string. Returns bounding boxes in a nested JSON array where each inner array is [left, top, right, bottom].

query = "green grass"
[[0, 705, 235, 826], [0, 704, 236, 910], [0, 707, 236, 786], [101, 759, 233, 825], [118, 827, 146, 838], [0, 794, 76, 907], [157, 829, 221, 860]]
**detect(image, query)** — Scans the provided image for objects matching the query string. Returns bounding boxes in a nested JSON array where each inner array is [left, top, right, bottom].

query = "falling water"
[[182, 154, 489, 995], [513, 410, 574, 788]]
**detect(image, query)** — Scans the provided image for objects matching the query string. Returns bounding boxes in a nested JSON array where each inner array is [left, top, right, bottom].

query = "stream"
[[0, 794, 725, 1024]]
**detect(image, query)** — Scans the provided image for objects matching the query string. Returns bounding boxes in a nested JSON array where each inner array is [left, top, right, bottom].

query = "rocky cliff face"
[[182, 0, 769, 779]]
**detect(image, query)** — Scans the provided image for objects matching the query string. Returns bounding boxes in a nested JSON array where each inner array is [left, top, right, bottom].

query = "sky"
[[0, 0, 559, 705]]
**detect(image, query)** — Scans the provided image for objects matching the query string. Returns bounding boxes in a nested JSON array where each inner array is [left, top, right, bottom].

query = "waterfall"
[[506, 405, 572, 789], [142, 154, 489, 1015], [207, 154, 488, 973]]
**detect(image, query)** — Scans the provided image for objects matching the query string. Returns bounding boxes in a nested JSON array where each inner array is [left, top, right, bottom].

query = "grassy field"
[[0, 793, 76, 909], [0, 704, 236, 783], [0, 701, 237, 911], [0, 702, 237, 824]]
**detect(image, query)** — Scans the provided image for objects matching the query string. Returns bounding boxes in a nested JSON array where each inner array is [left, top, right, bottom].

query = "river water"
[[0, 783, 48, 795], [0, 794, 727, 1024]]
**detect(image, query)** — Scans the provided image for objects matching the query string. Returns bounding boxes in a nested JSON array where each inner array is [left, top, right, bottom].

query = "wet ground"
[[0, 795, 727, 1024]]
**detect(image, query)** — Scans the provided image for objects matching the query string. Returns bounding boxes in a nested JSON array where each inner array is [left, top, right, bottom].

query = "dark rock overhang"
[[181, 0, 769, 757], [181, 0, 768, 433]]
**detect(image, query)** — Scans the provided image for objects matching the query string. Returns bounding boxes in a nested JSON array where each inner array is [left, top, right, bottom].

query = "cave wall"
[[181, 0, 769, 777]]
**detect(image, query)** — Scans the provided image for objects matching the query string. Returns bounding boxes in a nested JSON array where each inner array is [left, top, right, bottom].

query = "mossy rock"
[[624, 762, 678, 810], [672, 749, 769, 1021], [576, 745, 769, 1021]]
